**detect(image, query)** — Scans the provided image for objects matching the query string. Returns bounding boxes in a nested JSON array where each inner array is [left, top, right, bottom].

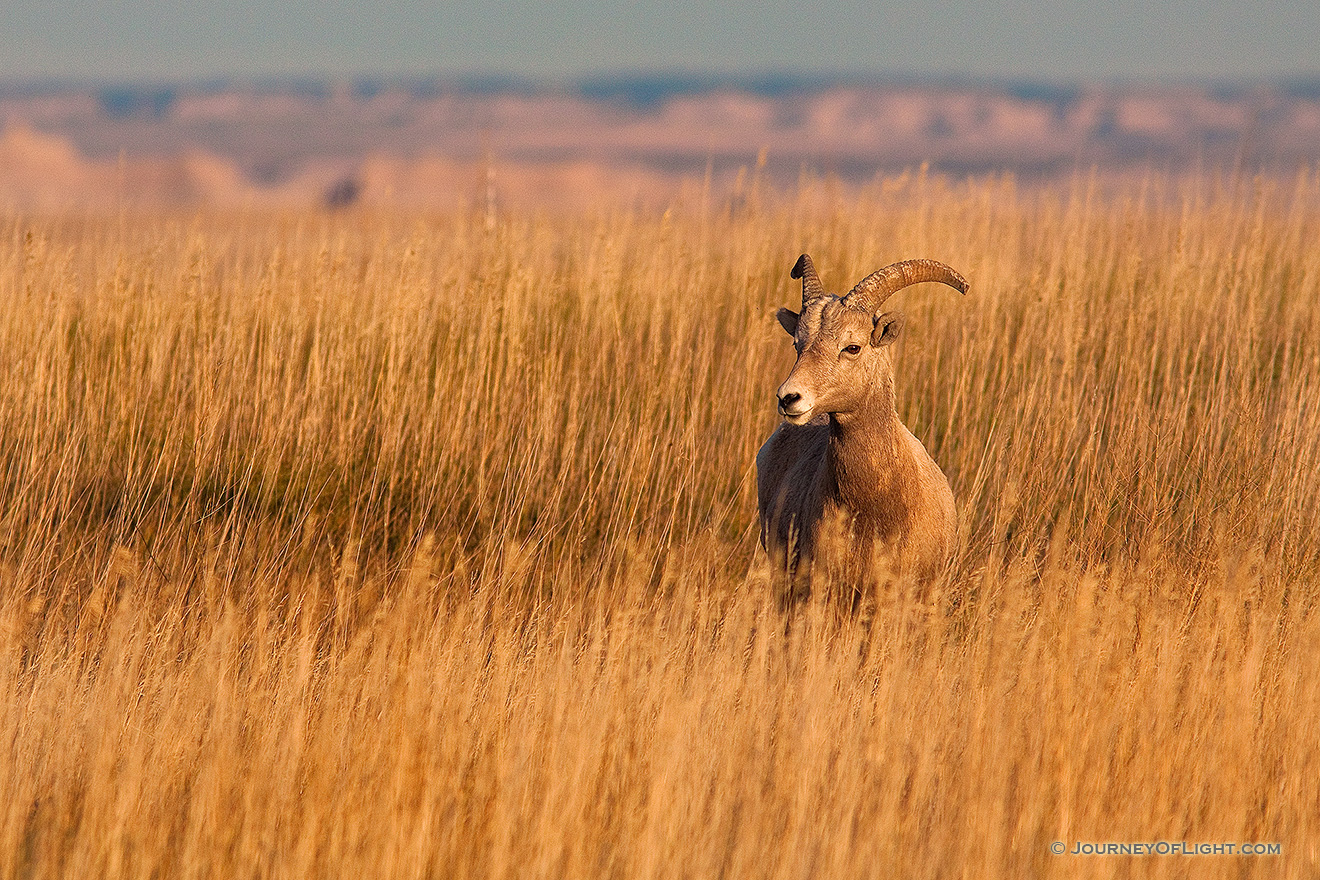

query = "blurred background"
[[3, 0, 1319, 210]]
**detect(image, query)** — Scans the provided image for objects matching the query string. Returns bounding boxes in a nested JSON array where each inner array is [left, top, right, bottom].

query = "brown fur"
[[756, 255, 965, 595]]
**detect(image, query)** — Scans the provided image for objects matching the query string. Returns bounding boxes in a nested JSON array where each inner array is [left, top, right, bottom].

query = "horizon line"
[[5, 68, 1320, 98]]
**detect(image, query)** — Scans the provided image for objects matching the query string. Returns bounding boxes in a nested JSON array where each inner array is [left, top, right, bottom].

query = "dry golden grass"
[[2, 169, 1319, 878]]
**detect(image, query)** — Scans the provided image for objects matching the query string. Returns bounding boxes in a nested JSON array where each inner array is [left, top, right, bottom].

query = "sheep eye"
[[843, 344, 862, 356]]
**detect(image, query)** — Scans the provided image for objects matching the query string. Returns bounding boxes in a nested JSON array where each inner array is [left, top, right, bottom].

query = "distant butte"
[[2, 78, 1317, 209]]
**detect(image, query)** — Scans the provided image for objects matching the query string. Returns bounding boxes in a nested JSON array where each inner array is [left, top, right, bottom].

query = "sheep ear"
[[776, 308, 800, 336], [871, 311, 903, 346]]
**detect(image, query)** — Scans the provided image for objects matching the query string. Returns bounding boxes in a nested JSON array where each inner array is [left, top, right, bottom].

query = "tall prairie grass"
[[2, 170, 1319, 878]]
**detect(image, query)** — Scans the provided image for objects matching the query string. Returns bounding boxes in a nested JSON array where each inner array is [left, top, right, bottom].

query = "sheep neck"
[[825, 380, 908, 523]]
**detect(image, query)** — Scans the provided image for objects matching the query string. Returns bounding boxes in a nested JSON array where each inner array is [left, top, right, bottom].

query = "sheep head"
[[774, 255, 967, 425]]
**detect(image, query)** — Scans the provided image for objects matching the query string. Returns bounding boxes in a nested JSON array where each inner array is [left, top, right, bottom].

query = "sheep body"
[[756, 254, 965, 591], [756, 412, 956, 584]]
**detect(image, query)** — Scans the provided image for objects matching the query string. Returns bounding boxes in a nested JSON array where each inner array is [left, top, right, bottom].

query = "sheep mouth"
[[780, 406, 814, 424]]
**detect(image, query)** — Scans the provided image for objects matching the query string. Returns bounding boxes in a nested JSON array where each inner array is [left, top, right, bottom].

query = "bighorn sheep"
[[756, 254, 968, 593]]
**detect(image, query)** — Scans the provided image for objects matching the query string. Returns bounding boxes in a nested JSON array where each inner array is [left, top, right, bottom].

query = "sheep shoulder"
[[891, 424, 957, 579], [830, 420, 957, 578]]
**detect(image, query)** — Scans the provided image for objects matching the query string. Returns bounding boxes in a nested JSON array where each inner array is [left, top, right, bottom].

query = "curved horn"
[[842, 259, 969, 312], [791, 253, 825, 305]]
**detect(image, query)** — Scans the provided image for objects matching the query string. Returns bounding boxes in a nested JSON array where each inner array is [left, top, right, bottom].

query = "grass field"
[[2, 169, 1319, 878]]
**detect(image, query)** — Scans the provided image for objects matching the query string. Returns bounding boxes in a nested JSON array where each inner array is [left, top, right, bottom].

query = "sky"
[[2, 0, 1318, 84]]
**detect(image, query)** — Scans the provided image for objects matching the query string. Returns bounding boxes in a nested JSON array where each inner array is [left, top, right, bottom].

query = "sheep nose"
[[778, 391, 802, 411]]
